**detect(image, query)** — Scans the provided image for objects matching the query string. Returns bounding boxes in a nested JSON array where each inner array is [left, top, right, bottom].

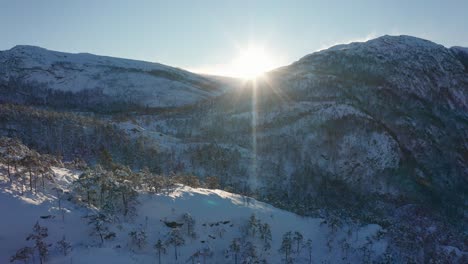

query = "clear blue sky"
[[1, 0, 467, 75]]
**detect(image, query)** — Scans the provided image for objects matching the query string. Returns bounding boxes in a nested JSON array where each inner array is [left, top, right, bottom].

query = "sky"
[[1, 0, 467, 77]]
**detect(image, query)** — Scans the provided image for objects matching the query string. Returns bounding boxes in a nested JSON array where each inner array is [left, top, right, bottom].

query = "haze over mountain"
[[0, 35, 467, 263]]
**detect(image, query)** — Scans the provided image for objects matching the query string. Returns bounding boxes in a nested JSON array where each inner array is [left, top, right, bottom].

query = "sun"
[[230, 45, 276, 80]]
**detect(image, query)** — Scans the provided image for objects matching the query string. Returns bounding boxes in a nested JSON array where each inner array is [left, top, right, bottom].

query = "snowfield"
[[0, 45, 228, 108], [0, 166, 386, 264]]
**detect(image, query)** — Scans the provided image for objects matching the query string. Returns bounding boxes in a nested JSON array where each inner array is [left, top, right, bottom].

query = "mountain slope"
[[134, 35, 467, 204], [0, 165, 387, 264], [0, 45, 227, 109]]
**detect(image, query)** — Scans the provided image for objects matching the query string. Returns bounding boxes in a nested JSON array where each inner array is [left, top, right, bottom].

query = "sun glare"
[[231, 45, 276, 80]]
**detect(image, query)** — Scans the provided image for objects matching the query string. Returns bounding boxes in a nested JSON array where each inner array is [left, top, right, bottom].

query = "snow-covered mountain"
[[0, 45, 228, 109], [0, 35, 467, 263], [129, 35, 467, 200]]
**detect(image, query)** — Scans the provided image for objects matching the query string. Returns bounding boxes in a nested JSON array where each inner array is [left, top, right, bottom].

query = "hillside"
[[0, 45, 229, 110], [0, 139, 388, 264], [124, 35, 467, 207]]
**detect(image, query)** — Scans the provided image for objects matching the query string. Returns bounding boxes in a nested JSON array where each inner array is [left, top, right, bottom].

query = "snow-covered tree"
[[114, 167, 139, 218], [304, 239, 312, 264], [242, 241, 258, 264], [259, 223, 272, 251], [21, 152, 41, 193], [98, 147, 113, 170], [247, 214, 258, 237], [229, 238, 241, 264], [52, 187, 65, 222], [129, 228, 147, 249], [75, 169, 98, 206], [26, 222, 49, 264], [293, 231, 304, 254], [56, 236, 72, 256], [279, 231, 293, 263], [166, 228, 185, 260], [182, 213, 196, 238], [154, 239, 166, 264], [87, 213, 112, 246]]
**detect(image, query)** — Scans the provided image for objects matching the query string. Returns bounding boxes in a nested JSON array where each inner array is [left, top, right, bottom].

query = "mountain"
[[137, 35, 467, 204], [0, 45, 228, 110], [0, 35, 467, 263]]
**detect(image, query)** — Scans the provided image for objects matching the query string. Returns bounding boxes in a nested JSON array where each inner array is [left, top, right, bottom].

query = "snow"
[[0, 45, 227, 107], [0, 165, 387, 263]]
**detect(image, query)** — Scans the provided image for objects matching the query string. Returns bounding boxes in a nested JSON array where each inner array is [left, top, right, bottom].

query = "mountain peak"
[[8, 44, 49, 53], [314, 35, 446, 56]]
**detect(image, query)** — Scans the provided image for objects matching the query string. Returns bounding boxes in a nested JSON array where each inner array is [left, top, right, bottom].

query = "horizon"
[[1, 0, 467, 77]]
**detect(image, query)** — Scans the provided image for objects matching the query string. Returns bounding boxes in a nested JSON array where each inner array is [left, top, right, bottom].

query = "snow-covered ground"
[[0, 166, 387, 263], [0, 45, 230, 107]]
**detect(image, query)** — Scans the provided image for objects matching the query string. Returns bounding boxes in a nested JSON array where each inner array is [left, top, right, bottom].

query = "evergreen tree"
[[279, 231, 293, 263], [259, 223, 272, 251], [304, 239, 312, 264], [154, 239, 166, 264], [75, 169, 98, 206], [242, 241, 258, 264], [166, 228, 185, 260], [87, 213, 111, 246], [56, 236, 72, 256], [182, 213, 196, 238], [293, 231, 304, 254], [129, 228, 147, 249], [26, 222, 49, 264], [114, 168, 138, 217], [229, 238, 241, 264], [247, 214, 258, 237], [98, 147, 113, 170]]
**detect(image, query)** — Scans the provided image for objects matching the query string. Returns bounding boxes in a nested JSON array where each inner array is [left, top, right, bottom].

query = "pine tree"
[[293, 231, 304, 254], [114, 168, 138, 218], [154, 239, 166, 264], [279, 231, 293, 263], [56, 236, 72, 256], [98, 147, 113, 170], [182, 213, 196, 238], [21, 153, 40, 193], [75, 169, 98, 206], [167, 228, 185, 260], [259, 223, 272, 251], [242, 241, 258, 264], [247, 214, 258, 237], [53, 187, 65, 222], [87, 213, 111, 246], [304, 239, 312, 264], [229, 238, 241, 264], [129, 228, 147, 249], [26, 222, 49, 264]]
